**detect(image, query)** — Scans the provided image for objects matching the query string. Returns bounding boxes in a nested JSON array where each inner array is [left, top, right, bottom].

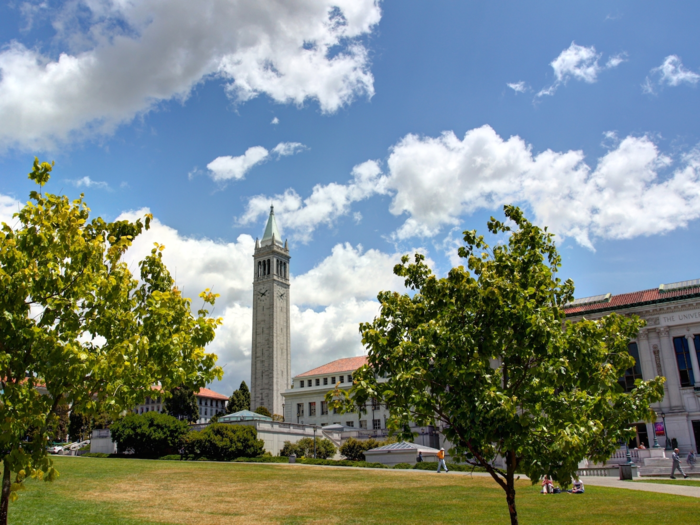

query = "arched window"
[[258, 261, 261, 277], [267, 259, 271, 275]]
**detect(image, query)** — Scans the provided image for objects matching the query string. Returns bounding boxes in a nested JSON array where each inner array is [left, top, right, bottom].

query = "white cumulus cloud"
[[238, 159, 387, 242], [207, 147, 270, 182], [507, 81, 529, 93], [67, 176, 110, 190], [272, 142, 307, 157], [382, 125, 700, 249], [0, 0, 381, 151], [643, 55, 700, 94], [206, 142, 306, 181], [537, 42, 625, 97]]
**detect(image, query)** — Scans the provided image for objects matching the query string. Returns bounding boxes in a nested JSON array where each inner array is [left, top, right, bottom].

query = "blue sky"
[[1, 1, 699, 395]]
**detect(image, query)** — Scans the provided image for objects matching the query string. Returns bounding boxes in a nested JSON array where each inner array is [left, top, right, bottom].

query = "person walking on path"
[[687, 450, 696, 468], [416, 451, 423, 463], [436, 447, 448, 473], [671, 448, 689, 479]]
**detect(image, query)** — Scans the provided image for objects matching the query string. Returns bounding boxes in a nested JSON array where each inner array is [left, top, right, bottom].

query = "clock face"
[[277, 292, 286, 299], [258, 290, 268, 297]]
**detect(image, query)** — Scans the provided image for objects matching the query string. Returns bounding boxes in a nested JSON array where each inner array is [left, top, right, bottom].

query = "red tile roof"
[[297, 356, 368, 377], [564, 285, 700, 316], [196, 387, 228, 400], [148, 384, 227, 400]]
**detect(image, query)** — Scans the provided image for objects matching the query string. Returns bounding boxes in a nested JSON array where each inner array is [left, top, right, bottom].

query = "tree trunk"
[[505, 451, 518, 525], [506, 486, 518, 525], [0, 460, 11, 525]]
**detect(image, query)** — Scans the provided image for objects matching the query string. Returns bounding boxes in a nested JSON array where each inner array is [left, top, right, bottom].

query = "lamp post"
[[313, 426, 318, 459], [661, 411, 672, 451]]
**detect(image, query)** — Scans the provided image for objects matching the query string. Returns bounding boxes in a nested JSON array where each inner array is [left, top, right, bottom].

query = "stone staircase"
[[637, 449, 700, 477]]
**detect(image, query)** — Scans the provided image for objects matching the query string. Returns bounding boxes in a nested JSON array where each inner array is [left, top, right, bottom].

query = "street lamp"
[[661, 411, 672, 451]]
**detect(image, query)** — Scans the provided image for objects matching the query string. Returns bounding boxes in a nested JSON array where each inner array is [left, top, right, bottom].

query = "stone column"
[[657, 327, 684, 409], [686, 334, 700, 388], [636, 330, 656, 383]]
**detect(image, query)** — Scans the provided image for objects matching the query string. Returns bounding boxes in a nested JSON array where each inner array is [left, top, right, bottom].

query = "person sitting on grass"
[[569, 478, 584, 494], [540, 475, 553, 494]]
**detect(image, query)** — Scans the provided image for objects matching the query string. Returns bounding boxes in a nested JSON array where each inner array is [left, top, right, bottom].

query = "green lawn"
[[634, 478, 700, 487], [6, 457, 700, 525]]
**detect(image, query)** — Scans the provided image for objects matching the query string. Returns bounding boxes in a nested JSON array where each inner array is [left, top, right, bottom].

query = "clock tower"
[[251, 206, 291, 416]]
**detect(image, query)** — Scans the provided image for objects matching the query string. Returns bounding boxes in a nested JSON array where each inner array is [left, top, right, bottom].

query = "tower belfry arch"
[[251, 206, 291, 415]]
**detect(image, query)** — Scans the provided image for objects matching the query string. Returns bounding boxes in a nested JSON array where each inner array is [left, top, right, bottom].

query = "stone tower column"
[[251, 206, 291, 416]]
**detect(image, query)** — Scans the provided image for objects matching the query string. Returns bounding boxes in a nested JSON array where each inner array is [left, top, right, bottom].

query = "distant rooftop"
[[218, 410, 272, 422], [564, 279, 700, 316], [365, 441, 440, 453], [296, 356, 368, 378], [149, 385, 227, 400]]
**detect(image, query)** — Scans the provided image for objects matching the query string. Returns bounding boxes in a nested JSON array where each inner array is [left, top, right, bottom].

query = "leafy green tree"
[[110, 412, 189, 457], [226, 381, 251, 414], [164, 386, 200, 423], [0, 159, 223, 524], [254, 406, 271, 417], [183, 423, 264, 461], [280, 437, 336, 459], [328, 205, 665, 525]]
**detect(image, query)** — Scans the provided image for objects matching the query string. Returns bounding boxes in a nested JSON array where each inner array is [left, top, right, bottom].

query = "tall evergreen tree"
[[164, 386, 200, 423], [226, 381, 251, 413]]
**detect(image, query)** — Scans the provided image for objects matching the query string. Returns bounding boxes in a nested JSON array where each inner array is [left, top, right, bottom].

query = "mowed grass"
[[7, 457, 700, 525]]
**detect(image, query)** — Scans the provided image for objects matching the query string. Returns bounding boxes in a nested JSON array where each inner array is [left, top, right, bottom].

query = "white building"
[[281, 356, 440, 448], [132, 386, 228, 424], [565, 279, 700, 454]]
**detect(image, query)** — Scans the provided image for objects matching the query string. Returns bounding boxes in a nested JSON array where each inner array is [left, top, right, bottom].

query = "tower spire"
[[261, 204, 281, 245]]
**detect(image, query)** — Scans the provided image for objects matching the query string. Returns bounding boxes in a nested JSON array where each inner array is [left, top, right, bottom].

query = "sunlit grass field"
[[7, 457, 699, 524]]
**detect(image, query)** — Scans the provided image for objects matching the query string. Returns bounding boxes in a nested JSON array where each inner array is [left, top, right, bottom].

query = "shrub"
[[110, 412, 189, 458], [233, 456, 288, 463], [183, 423, 264, 461], [254, 406, 272, 417], [339, 437, 389, 461], [412, 461, 487, 473], [393, 463, 412, 469], [280, 437, 336, 459]]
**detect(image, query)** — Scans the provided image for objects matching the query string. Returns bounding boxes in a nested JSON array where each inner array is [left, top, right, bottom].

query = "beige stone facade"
[[565, 280, 700, 456]]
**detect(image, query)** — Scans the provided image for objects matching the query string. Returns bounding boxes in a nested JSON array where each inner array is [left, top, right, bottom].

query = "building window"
[[359, 420, 367, 429], [309, 402, 316, 416], [205, 408, 208, 416], [300, 380, 304, 388], [695, 335, 700, 370], [618, 342, 643, 392], [673, 336, 695, 387], [346, 421, 354, 428], [347, 374, 352, 383], [373, 419, 382, 430], [372, 397, 380, 410], [339, 375, 344, 384], [331, 376, 336, 384], [321, 401, 328, 415], [323, 377, 328, 385], [315, 378, 320, 386], [297, 403, 304, 417]]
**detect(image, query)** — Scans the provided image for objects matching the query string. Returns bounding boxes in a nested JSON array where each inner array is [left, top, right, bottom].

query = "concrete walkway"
[[582, 476, 700, 499]]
